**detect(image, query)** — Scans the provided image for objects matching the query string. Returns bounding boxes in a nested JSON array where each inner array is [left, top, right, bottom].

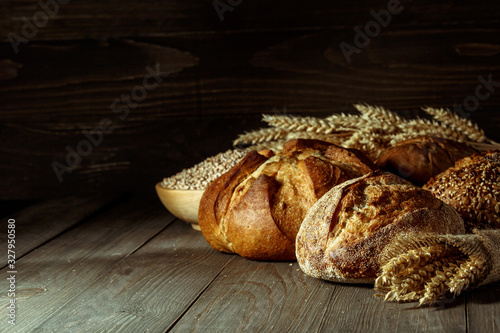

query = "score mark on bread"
[[296, 171, 466, 283], [198, 139, 377, 261]]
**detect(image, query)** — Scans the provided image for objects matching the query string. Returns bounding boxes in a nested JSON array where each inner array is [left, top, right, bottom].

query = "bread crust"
[[296, 171, 465, 283], [376, 136, 477, 186], [424, 150, 500, 232], [198, 139, 377, 261], [198, 150, 271, 253]]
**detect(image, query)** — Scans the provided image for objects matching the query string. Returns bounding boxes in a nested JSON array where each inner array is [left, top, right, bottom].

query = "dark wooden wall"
[[2, 0, 500, 199]]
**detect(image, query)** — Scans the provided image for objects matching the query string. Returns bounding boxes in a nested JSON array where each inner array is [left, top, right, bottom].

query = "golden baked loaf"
[[424, 150, 500, 233], [296, 171, 465, 283], [376, 137, 477, 186], [198, 139, 378, 261]]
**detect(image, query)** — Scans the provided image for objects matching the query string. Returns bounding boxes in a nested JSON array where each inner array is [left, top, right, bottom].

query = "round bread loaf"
[[198, 139, 377, 261], [376, 136, 477, 186], [296, 171, 465, 283], [424, 150, 500, 233]]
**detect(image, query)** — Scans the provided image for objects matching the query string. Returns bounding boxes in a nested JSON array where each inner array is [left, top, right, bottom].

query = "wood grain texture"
[[32, 219, 235, 332], [197, 29, 500, 122], [319, 283, 466, 333], [171, 260, 336, 332], [2, 28, 499, 199], [1, 196, 499, 331], [0, 39, 200, 121], [2, 0, 500, 39], [0, 115, 263, 199], [2, 1, 500, 199], [0, 196, 174, 332], [5, 30, 498, 121], [466, 282, 500, 332], [0, 196, 118, 262]]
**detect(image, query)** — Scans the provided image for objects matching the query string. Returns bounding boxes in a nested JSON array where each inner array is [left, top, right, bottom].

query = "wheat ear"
[[233, 127, 289, 146], [422, 107, 487, 142]]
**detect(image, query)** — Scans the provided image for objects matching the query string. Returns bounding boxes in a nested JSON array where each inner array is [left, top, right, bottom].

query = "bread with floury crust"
[[197, 139, 378, 261], [296, 171, 465, 283]]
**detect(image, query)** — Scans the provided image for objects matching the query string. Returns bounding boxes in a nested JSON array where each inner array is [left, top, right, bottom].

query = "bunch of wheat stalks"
[[375, 230, 500, 306], [234, 104, 499, 160]]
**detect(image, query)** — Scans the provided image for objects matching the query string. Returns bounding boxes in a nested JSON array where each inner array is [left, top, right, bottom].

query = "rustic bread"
[[376, 136, 477, 186], [296, 171, 465, 283], [198, 139, 378, 261], [424, 150, 500, 233]]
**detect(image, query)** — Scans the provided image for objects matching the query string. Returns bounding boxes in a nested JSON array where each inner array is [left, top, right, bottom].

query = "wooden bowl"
[[155, 183, 204, 230]]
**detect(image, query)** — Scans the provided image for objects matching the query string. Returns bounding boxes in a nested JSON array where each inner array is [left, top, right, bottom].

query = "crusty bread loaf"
[[296, 171, 465, 283], [376, 137, 477, 186], [198, 139, 378, 261], [424, 150, 500, 233]]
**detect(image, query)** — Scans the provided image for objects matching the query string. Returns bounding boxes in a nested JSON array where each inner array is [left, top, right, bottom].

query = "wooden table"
[[1, 195, 499, 332]]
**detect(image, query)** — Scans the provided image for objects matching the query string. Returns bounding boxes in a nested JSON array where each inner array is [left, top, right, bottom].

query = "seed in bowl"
[[160, 149, 249, 190]]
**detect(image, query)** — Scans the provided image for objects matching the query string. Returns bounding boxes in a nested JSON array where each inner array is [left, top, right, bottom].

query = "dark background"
[[1, 0, 500, 199]]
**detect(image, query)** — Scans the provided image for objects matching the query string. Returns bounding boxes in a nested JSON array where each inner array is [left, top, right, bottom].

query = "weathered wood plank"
[[1, 27, 499, 200], [1, 4, 500, 201], [0, 196, 175, 332], [2, 0, 500, 40], [198, 29, 500, 123], [0, 115, 261, 199], [0, 196, 119, 262], [2, 107, 499, 201], [170, 259, 336, 332], [466, 282, 500, 332], [318, 281, 466, 333], [2, 30, 500, 122], [3, 0, 208, 40], [1, 195, 496, 332], [0, 39, 199, 121], [27, 220, 235, 332], [0, 200, 36, 218]]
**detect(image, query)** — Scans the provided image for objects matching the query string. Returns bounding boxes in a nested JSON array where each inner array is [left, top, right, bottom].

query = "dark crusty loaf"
[[376, 136, 477, 186], [424, 150, 500, 233], [198, 139, 378, 261], [296, 171, 465, 283]]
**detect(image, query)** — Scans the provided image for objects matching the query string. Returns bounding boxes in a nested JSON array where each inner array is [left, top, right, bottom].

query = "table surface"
[[1, 195, 499, 333]]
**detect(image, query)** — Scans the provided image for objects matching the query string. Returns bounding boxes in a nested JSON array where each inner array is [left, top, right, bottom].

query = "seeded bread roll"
[[198, 139, 377, 261], [424, 150, 500, 233], [376, 137, 477, 186], [296, 171, 465, 283]]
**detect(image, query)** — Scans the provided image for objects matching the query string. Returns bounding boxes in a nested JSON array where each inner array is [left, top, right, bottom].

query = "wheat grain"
[[420, 269, 449, 305], [448, 256, 488, 295], [161, 149, 249, 190]]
